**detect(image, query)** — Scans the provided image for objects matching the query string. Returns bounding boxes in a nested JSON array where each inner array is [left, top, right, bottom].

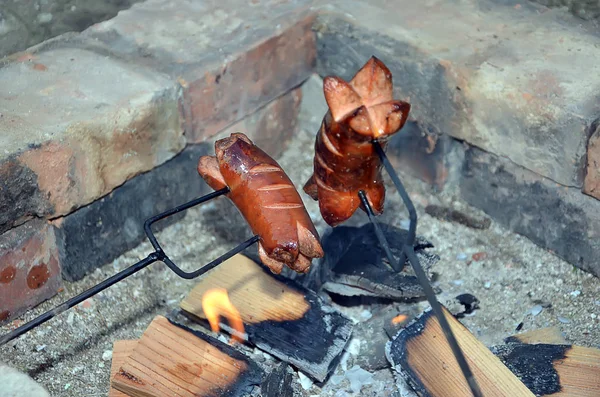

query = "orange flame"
[[391, 314, 408, 325], [201, 288, 245, 344]]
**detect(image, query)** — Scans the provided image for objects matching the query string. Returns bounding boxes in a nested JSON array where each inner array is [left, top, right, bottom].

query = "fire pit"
[[1, 0, 600, 396]]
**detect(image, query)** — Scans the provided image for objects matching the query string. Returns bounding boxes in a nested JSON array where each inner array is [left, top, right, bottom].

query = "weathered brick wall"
[[0, 0, 315, 324], [1, 0, 600, 324]]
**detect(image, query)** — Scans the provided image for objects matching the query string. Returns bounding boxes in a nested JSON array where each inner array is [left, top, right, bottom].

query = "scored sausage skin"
[[197, 133, 324, 274], [303, 56, 411, 227]]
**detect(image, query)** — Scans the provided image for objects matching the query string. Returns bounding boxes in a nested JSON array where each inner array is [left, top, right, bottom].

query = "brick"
[[460, 145, 600, 277], [314, 0, 600, 187], [583, 123, 600, 199], [85, 0, 316, 143], [0, 220, 63, 325], [55, 142, 212, 282], [217, 88, 302, 159], [0, 44, 185, 234]]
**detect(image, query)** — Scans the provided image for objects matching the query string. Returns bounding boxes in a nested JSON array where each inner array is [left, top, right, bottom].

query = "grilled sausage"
[[303, 56, 411, 227], [198, 133, 324, 274]]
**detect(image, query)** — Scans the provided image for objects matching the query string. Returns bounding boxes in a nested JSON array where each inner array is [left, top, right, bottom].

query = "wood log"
[[504, 326, 567, 345], [494, 337, 600, 396], [386, 306, 535, 397], [111, 315, 262, 397], [179, 254, 353, 382], [110, 340, 137, 397]]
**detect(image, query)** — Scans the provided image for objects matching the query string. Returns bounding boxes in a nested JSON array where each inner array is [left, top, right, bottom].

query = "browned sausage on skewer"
[[198, 133, 324, 274], [303, 56, 411, 227]]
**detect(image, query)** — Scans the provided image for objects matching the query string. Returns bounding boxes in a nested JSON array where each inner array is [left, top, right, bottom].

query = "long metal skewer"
[[0, 187, 260, 347], [358, 141, 484, 397]]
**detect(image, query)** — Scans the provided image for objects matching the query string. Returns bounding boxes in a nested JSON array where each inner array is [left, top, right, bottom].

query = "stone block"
[[583, 123, 600, 200], [0, 220, 63, 325], [460, 146, 600, 277], [55, 143, 212, 282], [313, 0, 600, 187], [85, 0, 316, 143], [0, 45, 184, 234]]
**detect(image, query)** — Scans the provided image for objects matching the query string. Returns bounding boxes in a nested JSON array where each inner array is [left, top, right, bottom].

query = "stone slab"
[[0, 219, 63, 324], [0, 45, 184, 234], [85, 0, 317, 143], [313, 0, 600, 187], [460, 145, 600, 277]]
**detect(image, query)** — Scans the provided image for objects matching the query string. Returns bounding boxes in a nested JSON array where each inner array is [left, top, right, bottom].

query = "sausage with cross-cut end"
[[303, 56, 411, 227], [197, 133, 324, 274]]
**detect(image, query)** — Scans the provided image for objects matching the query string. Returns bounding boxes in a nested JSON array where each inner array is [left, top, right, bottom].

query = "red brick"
[[584, 126, 600, 200], [215, 88, 303, 159], [0, 220, 63, 325], [316, 0, 600, 187], [85, 0, 316, 143], [0, 45, 185, 233]]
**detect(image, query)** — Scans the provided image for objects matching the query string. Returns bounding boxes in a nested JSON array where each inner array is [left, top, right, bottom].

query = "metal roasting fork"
[[0, 142, 483, 397]]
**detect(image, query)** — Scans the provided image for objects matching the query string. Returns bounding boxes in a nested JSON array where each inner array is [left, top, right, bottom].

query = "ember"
[[201, 288, 245, 344]]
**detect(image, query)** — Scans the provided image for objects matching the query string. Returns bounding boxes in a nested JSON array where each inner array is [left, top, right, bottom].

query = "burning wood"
[[201, 288, 245, 344], [111, 315, 262, 397], [386, 306, 535, 397], [300, 223, 439, 299], [492, 327, 600, 396], [179, 253, 354, 382]]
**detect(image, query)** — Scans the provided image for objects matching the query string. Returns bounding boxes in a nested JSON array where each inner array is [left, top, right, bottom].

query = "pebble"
[[359, 309, 372, 321], [558, 316, 571, 324], [472, 252, 488, 261], [35, 344, 46, 352], [457, 253, 468, 261], [400, 220, 411, 229], [66, 311, 75, 326], [452, 280, 464, 286], [570, 290, 581, 297], [484, 281, 492, 289], [531, 305, 543, 316], [102, 350, 113, 361], [298, 372, 314, 390]]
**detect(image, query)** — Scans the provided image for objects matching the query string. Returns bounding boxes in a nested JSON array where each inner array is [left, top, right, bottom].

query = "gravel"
[[1, 123, 599, 396]]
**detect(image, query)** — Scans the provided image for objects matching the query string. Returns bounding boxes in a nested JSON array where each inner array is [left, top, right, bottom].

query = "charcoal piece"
[[179, 254, 354, 383], [454, 293, 480, 318], [261, 363, 294, 397], [298, 223, 440, 300], [491, 344, 566, 396]]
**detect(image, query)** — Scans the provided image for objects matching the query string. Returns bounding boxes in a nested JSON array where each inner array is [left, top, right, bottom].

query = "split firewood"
[[297, 223, 440, 299], [260, 363, 294, 397], [386, 306, 535, 397], [493, 327, 600, 396], [109, 340, 137, 397], [111, 315, 262, 397], [179, 254, 354, 382], [504, 326, 567, 345]]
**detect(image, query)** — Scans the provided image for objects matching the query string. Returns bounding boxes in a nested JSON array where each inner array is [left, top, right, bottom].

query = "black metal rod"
[[368, 144, 484, 397], [0, 253, 159, 346], [144, 187, 229, 252], [404, 247, 483, 397], [358, 191, 404, 272], [0, 188, 260, 347], [373, 141, 417, 246]]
